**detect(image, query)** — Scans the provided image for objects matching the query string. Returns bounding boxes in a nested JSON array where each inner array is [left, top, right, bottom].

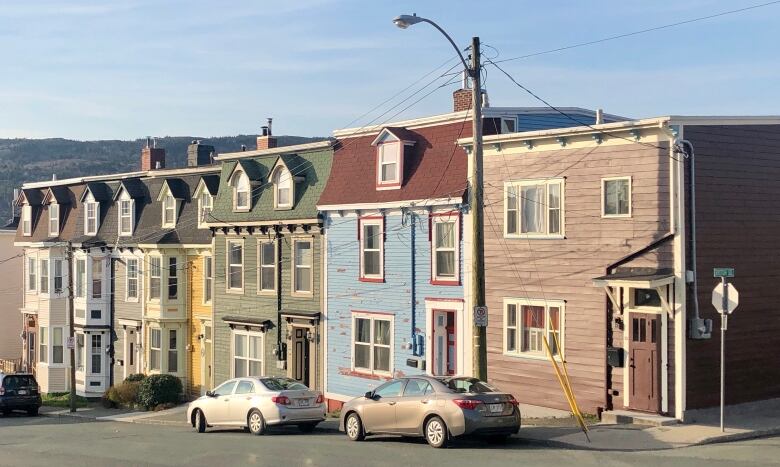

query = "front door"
[[628, 313, 661, 412], [201, 322, 212, 394], [432, 310, 456, 376], [125, 329, 138, 378], [27, 331, 35, 374], [291, 327, 310, 387]]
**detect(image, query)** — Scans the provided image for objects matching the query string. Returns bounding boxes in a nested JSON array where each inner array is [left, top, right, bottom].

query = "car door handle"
[[421, 400, 430, 404], [387, 401, 397, 406], [245, 397, 251, 400]]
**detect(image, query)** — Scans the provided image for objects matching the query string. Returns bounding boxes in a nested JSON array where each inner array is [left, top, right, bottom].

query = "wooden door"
[[292, 328, 310, 387], [629, 313, 661, 412]]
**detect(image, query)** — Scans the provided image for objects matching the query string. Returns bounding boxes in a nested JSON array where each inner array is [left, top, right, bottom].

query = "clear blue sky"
[[1, 0, 778, 140]]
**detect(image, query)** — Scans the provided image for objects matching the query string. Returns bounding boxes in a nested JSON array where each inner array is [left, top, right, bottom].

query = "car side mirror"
[[365, 391, 376, 400], [206, 391, 216, 398]]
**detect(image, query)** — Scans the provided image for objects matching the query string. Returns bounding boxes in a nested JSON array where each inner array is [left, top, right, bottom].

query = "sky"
[[0, 0, 778, 140]]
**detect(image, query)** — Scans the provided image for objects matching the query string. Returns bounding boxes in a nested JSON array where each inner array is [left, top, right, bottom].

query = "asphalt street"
[[1, 413, 779, 467]]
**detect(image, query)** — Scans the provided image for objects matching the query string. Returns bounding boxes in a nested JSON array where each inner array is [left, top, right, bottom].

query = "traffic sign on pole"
[[473, 306, 488, 327], [712, 275, 738, 434], [712, 282, 739, 315]]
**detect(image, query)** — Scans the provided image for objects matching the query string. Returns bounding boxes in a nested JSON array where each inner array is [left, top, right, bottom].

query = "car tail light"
[[0, 387, 4, 396], [315, 394, 324, 404], [37, 385, 41, 393], [271, 395, 290, 405], [452, 399, 482, 410], [508, 396, 519, 406]]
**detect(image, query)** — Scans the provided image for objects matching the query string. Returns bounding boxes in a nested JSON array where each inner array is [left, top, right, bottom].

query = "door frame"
[[290, 326, 311, 386], [282, 316, 319, 389], [430, 309, 457, 376], [627, 311, 662, 413], [425, 298, 464, 377], [200, 319, 212, 394]]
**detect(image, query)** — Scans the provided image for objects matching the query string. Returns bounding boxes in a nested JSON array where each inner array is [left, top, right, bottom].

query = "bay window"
[[168, 330, 178, 373], [39, 327, 48, 364], [150, 328, 161, 371], [352, 314, 392, 375], [91, 334, 102, 374], [27, 257, 36, 292], [40, 259, 49, 294], [52, 328, 64, 364], [91, 258, 102, 299], [149, 257, 161, 299], [203, 256, 213, 303], [504, 179, 564, 237], [232, 330, 263, 377], [504, 299, 564, 358], [359, 218, 383, 281], [53, 259, 63, 293], [168, 257, 178, 299], [76, 259, 85, 298]]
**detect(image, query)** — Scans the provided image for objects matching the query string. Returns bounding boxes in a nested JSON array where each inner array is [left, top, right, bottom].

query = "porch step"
[[601, 410, 679, 427]]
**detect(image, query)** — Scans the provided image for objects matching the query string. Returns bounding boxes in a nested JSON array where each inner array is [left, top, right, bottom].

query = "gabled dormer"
[[156, 178, 187, 229], [194, 175, 219, 227], [16, 188, 43, 237], [80, 182, 112, 236], [42, 186, 70, 238], [270, 155, 305, 210], [113, 179, 145, 236], [226, 160, 262, 213], [371, 127, 416, 190]]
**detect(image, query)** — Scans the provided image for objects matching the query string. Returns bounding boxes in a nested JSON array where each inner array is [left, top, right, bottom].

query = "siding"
[[188, 254, 212, 396], [482, 142, 672, 414], [0, 232, 23, 359], [684, 124, 780, 408], [113, 254, 144, 381]]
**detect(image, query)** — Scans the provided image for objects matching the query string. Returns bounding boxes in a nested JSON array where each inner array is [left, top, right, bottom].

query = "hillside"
[[0, 135, 325, 223]]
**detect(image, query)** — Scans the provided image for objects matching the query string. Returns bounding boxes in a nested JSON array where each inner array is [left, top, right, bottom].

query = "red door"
[[628, 313, 661, 412]]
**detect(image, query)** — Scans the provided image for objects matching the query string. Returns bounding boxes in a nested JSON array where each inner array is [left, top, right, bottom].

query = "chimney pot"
[[257, 119, 277, 150], [596, 108, 604, 125]]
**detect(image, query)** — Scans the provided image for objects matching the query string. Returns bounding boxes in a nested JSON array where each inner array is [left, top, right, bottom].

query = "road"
[[1, 413, 779, 466]]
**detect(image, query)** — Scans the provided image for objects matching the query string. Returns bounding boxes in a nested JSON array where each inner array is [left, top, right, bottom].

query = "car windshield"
[[2, 375, 36, 389], [261, 378, 308, 391], [440, 377, 498, 394]]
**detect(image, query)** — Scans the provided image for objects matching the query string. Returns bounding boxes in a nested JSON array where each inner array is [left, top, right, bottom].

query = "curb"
[[693, 427, 780, 446]]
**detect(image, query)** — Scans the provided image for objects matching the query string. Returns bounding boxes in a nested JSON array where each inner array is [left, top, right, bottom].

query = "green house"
[[207, 140, 333, 390]]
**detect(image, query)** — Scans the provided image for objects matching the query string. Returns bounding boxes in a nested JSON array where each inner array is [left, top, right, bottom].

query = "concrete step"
[[602, 410, 679, 427]]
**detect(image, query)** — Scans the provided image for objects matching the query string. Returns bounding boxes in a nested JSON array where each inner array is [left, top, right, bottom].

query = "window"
[[293, 240, 312, 294], [126, 258, 139, 300], [501, 117, 517, 134], [227, 240, 243, 291], [90, 309, 101, 319], [76, 333, 84, 372], [162, 193, 176, 227], [203, 256, 213, 303], [235, 380, 255, 394], [53, 259, 63, 293], [602, 177, 631, 217], [168, 330, 178, 373], [214, 380, 236, 397], [232, 170, 250, 211], [633, 288, 661, 308], [39, 259, 49, 294], [22, 205, 32, 236], [75, 308, 85, 319], [403, 379, 434, 397], [352, 314, 392, 375], [377, 142, 400, 186], [273, 167, 292, 209], [76, 259, 85, 298], [85, 202, 98, 235], [91, 258, 102, 299], [149, 257, 161, 299], [258, 241, 276, 293], [505, 179, 563, 237], [168, 257, 178, 299], [150, 329, 161, 371], [27, 257, 36, 292], [359, 219, 383, 281], [504, 299, 564, 358], [49, 204, 59, 237], [91, 334, 102, 374], [198, 192, 212, 227], [431, 214, 459, 283], [119, 199, 133, 235], [39, 327, 48, 364], [374, 380, 404, 398], [233, 330, 263, 377], [52, 328, 63, 364]]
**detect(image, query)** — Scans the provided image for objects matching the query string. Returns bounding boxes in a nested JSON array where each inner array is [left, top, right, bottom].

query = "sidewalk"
[[41, 404, 190, 427]]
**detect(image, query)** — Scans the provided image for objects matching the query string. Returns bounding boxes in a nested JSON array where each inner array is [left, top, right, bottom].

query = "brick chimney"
[[257, 118, 277, 150], [187, 140, 215, 167], [141, 137, 166, 171], [453, 88, 472, 112]]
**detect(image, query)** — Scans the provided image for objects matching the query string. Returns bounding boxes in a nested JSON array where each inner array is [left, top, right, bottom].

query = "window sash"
[[199, 193, 212, 224], [293, 240, 312, 293], [168, 257, 178, 299], [27, 257, 36, 292], [119, 200, 133, 234], [86, 203, 98, 234], [259, 242, 275, 292], [149, 257, 161, 299], [22, 206, 31, 236], [168, 330, 178, 373], [40, 259, 49, 294], [234, 173, 250, 210], [53, 259, 63, 293], [90, 334, 102, 374], [203, 256, 213, 302], [233, 331, 263, 378], [360, 222, 382, 278], [91, 258, 102, 299], [432, 219, 457, 280], [52, 328, 64, 364], [163, 195, 176, 225], [506, 181, 563, 236], [227, 241, 243, 290], [76, 259, 85, 297], [603, 178, 630, 216], [150, 329, 161, 371], [378, 143, 400, 184], [126, 259, 138, 300], [352, 315, 392, 374], [49, 204, 59, 236], [39, 327, 48, 363], [274, 168, 292, 207], [505, 301, 563, 358]]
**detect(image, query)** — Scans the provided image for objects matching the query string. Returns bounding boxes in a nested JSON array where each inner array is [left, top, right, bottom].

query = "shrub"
[[103, 387, 119, 408], [136, 374, 183, 410], [125, 373, 146, 383], [104, 380, 142, 408]]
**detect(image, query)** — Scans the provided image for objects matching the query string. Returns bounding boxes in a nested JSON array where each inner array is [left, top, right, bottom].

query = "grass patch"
[[42, 392, 89, 408]]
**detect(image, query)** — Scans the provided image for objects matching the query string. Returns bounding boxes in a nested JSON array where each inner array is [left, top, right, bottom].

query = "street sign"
[[66, 336, 75, 349], [712, 282, 739, 315], [713, 268, 735, 278], [474, 306, 488, 327]]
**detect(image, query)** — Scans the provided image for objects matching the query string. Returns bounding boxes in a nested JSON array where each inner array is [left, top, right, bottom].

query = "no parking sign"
[[474, 306, 488, 327]]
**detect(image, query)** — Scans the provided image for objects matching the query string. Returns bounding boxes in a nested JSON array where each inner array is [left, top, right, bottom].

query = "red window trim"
[[358, 216, 385, 283], [375, 141, 403, 189], [429, 211, 462, 286]]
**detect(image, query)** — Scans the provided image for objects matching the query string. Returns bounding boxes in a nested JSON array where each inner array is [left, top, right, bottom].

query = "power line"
[[493, 0, 780, 64]]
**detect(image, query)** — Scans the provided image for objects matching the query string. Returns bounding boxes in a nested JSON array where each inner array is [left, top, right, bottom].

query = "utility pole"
[[469, 36, 487, 381], [66, 242, 76, 412]]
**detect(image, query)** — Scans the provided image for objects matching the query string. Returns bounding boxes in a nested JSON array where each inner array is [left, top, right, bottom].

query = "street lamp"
[[393, 14, 488, 381]]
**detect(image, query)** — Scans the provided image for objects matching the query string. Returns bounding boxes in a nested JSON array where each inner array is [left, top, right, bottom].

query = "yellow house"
[[187, 251, 213, 397]]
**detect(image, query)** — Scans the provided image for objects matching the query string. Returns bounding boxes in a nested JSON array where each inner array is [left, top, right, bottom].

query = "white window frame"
[[27, 256, 37, 293], [149, 256, 162, 300], [53, 258, 63, 294], [230, 329, 265, 378], [126, 258, 139, 302], [149, 328, 161, 372], [167, 329, 178, 374], [431, 213, 460, 284], [291, 238, 313, 296], [257, 239, 277, 294], [90, 334, 102, 375], [22, 205, 32, 237], [203, 255, 213, 304], [39, 326, 48, 364], [198, 192, 213, 228], [118, 198, 134, 236], [601, 176, 632, 218], [504, 178, 564, 239], [376, 141, 401, 187], [503, 298, 565, 361], [231, 170, 250, 212], [351, 312, 393, 376], [48, 203, 59, 237], [51, 327, 65, 366], [91, 257, 102, 299], [501, 117, 517, 134], [84, 200, 99, 235], [39, 259, 49, 295], [162, 193, 177, 228], [167, 256, 178, 300], [226, 239, 244, 293], [359, 218, 384, 281], [272, 166, 293, 210]]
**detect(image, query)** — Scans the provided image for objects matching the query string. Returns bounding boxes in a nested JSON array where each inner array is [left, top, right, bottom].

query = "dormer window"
[[199, 192, 213, 226], [22, 205, 32, 237], [48, 204, 59, 237], [85, 200, 98, 235], [231, 170, 250, 212], [119, 199, 134, 235], [162, 193, 176, 227], [273, 167, 292, 209], [377, 142, 400, 186], [194, 175, 218, 228]]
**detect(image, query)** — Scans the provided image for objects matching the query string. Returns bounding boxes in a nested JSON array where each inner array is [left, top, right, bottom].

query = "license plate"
[[488, 403, 503, 413], [298, 399, 310, 407], [18, 390, 27, 395]]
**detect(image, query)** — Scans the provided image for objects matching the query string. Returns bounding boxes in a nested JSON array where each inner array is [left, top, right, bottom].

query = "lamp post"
[[393, 14, 487, 381]]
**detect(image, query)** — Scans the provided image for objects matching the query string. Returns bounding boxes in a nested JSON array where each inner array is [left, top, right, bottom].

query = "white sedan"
[[187, 377, 326, 435]]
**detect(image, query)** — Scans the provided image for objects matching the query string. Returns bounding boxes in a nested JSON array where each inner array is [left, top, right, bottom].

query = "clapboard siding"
[[684, 124, 780, 409], [483, 142, 672, 414], [188, 254, 212, 396]]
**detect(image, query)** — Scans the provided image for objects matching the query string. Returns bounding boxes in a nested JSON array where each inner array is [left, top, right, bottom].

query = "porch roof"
[[592, 268, 675, 288]]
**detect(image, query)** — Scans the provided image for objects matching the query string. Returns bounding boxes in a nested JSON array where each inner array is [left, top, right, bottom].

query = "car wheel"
[[194, 409, 207, 433], [425, 416, 449, 448], [247, 409, 265, 436], [298, 422, 318, 433], [26, 407, 38, 416], [345, 413, 365, 441]]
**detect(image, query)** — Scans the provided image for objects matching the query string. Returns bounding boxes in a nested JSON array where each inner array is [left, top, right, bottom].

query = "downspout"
[[276, 227, 283, 367], [409, 210, 418, 357], [678, 140, 700, 321]]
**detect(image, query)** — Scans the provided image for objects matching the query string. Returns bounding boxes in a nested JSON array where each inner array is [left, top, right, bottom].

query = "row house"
[[460, 116, 780, 420], [206, 133, 333, 391]]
